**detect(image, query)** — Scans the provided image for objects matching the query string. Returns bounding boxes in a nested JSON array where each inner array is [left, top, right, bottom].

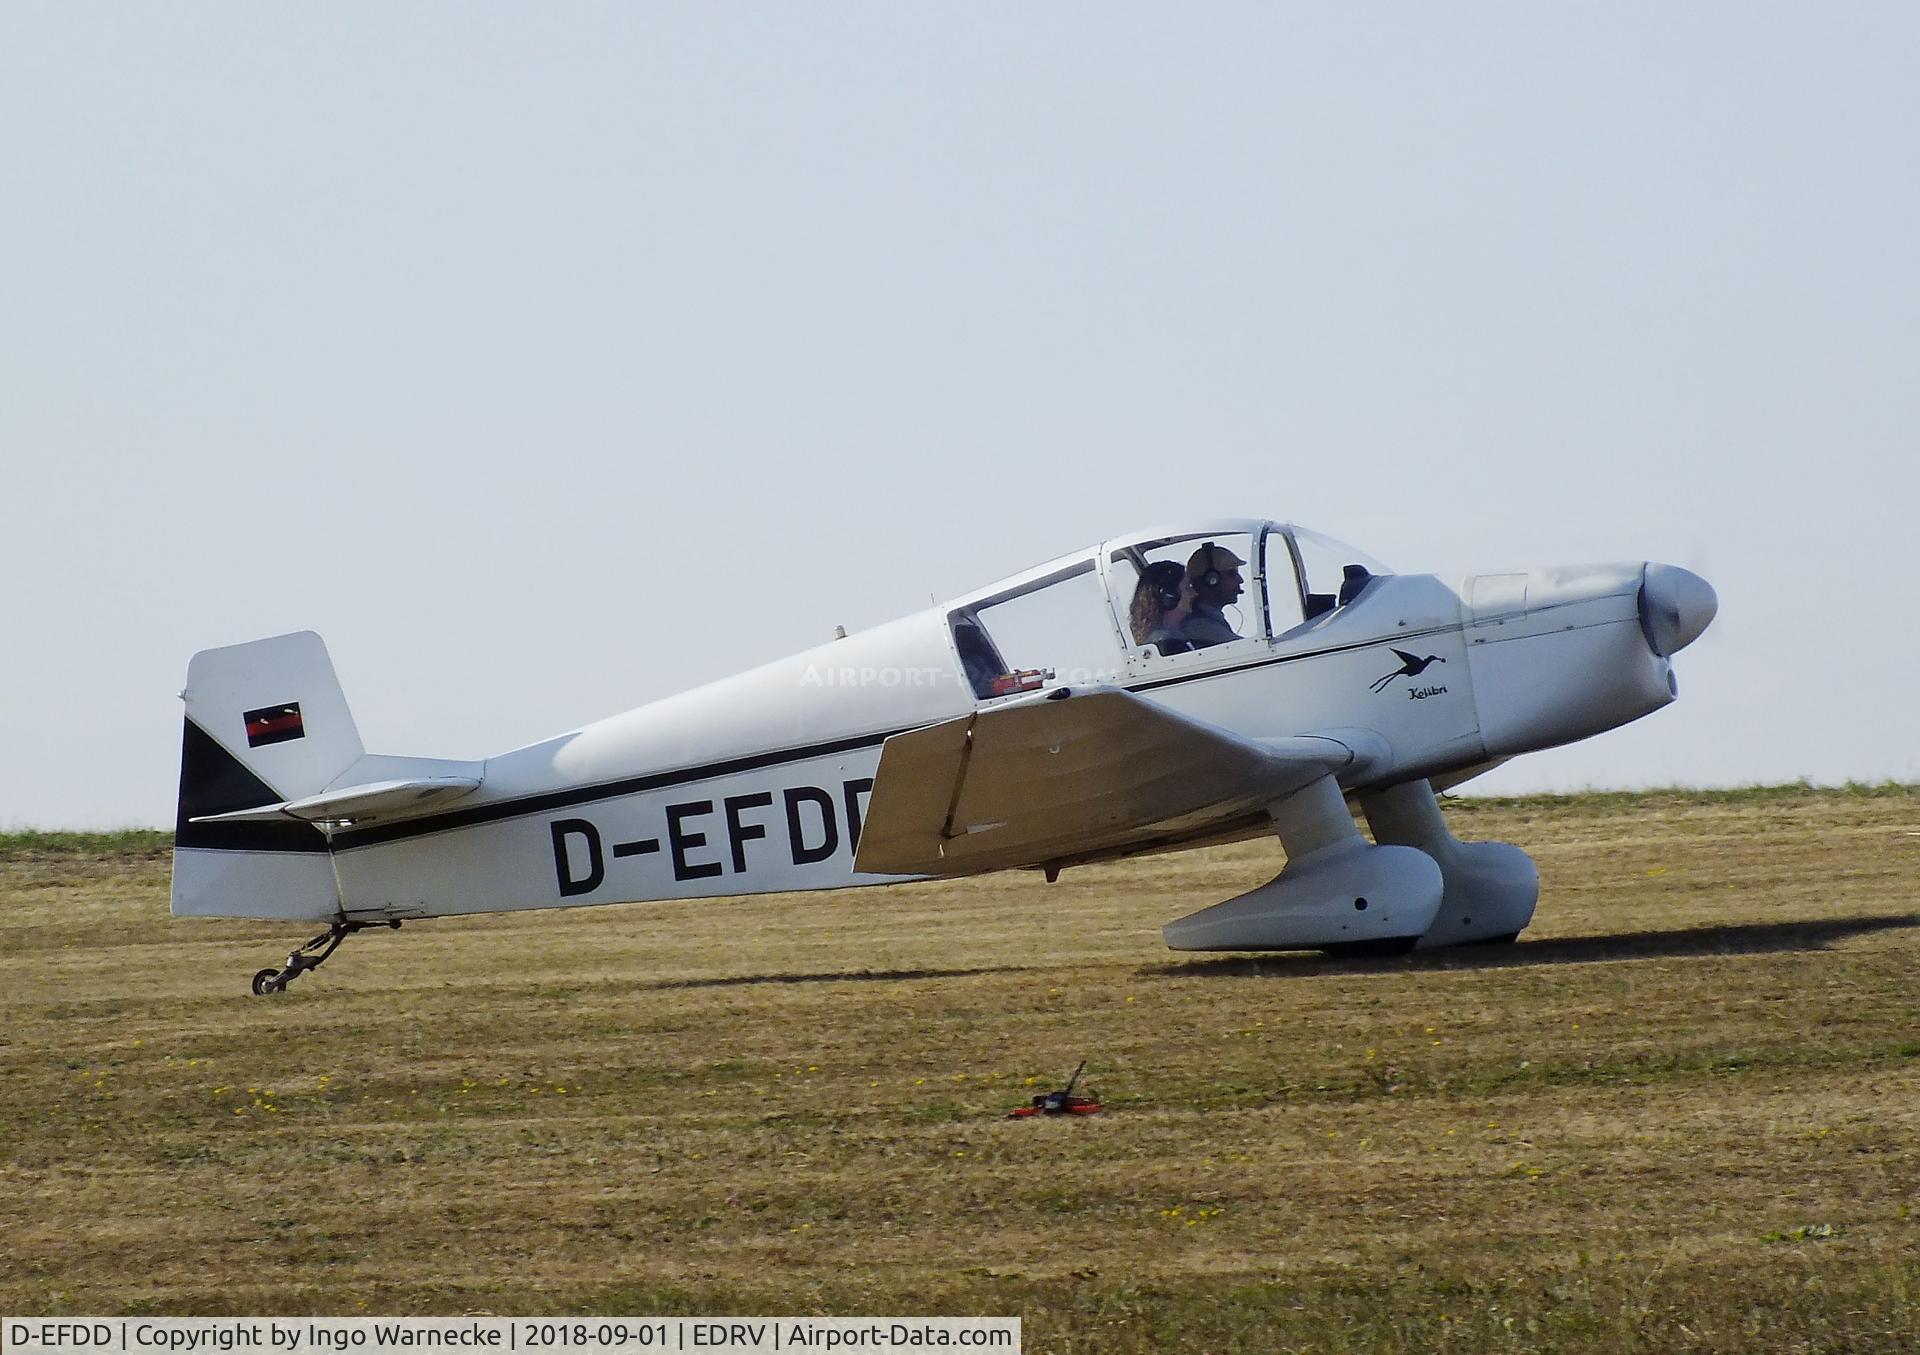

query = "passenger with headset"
[[1183, 541, 1246, 648], [1128, 560, 1198, 656]]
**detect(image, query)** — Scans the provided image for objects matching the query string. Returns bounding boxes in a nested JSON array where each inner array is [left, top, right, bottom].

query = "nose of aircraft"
[[1639, 564, 1718, 656]]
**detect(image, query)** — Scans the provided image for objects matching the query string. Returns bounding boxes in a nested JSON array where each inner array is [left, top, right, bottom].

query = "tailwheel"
[[248, 919, 400, 996]]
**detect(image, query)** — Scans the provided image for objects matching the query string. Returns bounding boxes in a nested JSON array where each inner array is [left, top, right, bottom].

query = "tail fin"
[[181, 630, 365, 807], [172, 632, 361, 920]]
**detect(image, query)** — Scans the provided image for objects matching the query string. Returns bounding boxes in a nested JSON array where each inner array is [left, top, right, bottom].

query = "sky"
[[3, 3, 1917, 829]]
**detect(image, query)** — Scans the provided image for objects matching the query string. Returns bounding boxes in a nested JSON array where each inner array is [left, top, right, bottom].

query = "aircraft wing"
[[188, 776, 481, 826], [853, 686, 1362, 877]]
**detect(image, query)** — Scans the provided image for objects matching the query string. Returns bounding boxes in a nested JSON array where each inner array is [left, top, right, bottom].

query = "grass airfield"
[[3, 787, 1918, 1353]]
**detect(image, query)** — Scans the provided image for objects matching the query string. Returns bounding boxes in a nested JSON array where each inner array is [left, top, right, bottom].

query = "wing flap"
[[854, 687, 1354, 876]]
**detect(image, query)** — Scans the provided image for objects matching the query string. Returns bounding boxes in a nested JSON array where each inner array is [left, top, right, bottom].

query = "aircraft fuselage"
[[173, 521, 1712, 937]]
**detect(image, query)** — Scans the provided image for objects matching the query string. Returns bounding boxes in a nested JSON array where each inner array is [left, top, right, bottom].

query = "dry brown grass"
[[3, 787, 1918, 1352]]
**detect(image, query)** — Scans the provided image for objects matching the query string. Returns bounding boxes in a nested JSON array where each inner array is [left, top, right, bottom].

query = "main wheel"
[[251, 968, 283, 995]]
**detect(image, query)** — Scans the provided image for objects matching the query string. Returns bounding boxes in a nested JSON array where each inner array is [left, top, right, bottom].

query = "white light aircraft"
[[171, 519, 1717, 993]]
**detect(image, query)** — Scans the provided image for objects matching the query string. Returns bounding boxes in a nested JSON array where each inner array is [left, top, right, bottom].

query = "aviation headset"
[[1149, 561, 1186, 611], [1192, 542, 1222, 590]]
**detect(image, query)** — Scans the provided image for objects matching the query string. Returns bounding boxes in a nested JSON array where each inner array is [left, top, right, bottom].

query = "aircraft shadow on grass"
[[1142, 912, 1920, 979], [614, 914, 1917, 992], [630, 964, 1014, 992]]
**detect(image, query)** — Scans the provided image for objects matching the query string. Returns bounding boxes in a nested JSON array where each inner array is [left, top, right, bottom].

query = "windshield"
[[1287, 526, 1392, 619]]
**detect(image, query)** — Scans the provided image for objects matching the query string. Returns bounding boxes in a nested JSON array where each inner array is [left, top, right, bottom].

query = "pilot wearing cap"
[[1184, 541, 1246, 648]]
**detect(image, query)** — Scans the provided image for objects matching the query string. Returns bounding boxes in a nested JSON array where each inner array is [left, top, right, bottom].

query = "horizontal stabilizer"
[[854, 686, 1359, 876], [190, 775, 481, 826]]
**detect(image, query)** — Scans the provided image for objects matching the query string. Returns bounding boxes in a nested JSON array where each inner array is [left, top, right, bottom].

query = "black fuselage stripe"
[[1126, 623, 1459, 693], [327, 726, 912, 852]]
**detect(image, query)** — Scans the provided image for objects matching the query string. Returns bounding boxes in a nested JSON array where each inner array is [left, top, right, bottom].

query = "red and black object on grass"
[[1010, 1060, 1102, 1117]]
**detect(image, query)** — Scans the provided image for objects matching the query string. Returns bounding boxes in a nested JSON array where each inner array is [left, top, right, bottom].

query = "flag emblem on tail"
[[243, 702, 305, 747]]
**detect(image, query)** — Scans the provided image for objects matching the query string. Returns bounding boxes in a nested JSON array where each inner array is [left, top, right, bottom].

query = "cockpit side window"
[[950, 561, 1123, 699], [1107, 531, 1262, 660]]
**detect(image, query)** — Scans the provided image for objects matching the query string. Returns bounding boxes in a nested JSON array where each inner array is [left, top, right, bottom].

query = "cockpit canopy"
[[946, 519, 1391, 701]]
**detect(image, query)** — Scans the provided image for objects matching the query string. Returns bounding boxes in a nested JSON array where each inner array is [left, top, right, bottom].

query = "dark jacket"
[[1185, 604, 1239, 648], [1146, 624, 1194, 656]]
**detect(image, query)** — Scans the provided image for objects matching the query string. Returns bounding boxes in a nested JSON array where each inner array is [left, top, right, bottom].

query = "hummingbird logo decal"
[[1370, 649, 1446, 694]]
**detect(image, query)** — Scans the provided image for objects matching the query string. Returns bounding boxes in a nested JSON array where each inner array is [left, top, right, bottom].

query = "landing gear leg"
[[251, 919, 400, 994], [1359, 781, 1539, 948], [1161, 774, 1445, 952]]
